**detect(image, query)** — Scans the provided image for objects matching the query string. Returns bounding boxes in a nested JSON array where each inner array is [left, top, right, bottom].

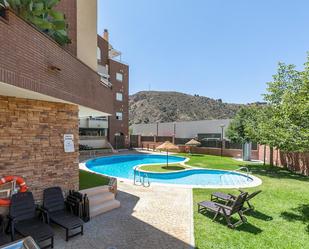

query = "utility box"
[[242, 142, 252, 161]]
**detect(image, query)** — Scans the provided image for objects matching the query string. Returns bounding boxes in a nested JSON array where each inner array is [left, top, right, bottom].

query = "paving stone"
[[53, 181, 194, 249]]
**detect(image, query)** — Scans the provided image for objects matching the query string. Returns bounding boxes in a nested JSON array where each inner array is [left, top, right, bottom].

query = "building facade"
[[131, 119, 231, 139], [80, 31, 129, 149], [0, 0, 127, 198]]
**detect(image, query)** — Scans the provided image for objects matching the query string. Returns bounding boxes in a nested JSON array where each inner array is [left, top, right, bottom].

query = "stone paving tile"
[[54, 181, 194, 249]]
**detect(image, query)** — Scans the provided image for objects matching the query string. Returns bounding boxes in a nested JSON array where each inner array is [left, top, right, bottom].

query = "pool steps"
[[80, 186, 120, 218]]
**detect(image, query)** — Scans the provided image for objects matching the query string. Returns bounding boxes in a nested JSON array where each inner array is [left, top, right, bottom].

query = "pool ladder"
[[234, 167, 250, 176], [133, 168, 150, 187]]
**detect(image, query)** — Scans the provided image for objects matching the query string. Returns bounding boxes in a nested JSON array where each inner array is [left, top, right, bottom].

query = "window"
[[116, 72, 123, 82], [116, 92, 123, 101], [0, 9, 5, 19], [116, 112, 123, 120], [97, 47, 101, 60]]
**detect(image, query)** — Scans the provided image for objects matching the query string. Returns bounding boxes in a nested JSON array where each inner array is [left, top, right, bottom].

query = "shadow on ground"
[[280, 204, 309, 233], [246, 165, 309, 182], [64, 190, 194, 249], [198, 209, 263, 235], [245, 210, 273, 221], [162, 166, 186, 170], [1, 190, 194, 249]]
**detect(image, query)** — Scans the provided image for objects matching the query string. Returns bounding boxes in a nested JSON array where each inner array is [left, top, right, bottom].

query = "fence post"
[[138, 135, 142, 148], [172, 135, 175, 144]]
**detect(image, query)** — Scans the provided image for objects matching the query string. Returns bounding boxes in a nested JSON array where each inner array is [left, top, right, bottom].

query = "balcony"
[[0, 10, 113, 117], [79, 118, 108, 129]]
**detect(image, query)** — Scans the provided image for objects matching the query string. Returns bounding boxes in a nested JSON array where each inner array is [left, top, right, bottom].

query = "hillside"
[[129, 91, 244, 125]]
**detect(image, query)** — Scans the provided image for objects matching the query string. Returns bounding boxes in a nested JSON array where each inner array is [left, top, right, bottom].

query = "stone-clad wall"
[[0, 96, 79, 199]]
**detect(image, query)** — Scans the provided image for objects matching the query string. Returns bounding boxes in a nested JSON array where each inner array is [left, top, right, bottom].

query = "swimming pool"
[[82, 154, 261, 188]]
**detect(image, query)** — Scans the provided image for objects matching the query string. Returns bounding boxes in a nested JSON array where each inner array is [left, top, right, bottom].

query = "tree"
[[264, 57, 309, 152], [226, 105, 261, 144], [0, 0, 70, 45], [227, 54, 309, 166]]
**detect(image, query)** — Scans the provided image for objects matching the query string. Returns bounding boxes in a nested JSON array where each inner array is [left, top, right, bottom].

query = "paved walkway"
[[55, 182, 194, 249]]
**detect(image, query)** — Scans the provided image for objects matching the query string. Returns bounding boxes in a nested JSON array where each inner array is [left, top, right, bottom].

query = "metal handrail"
[[142, 173, 150, 187], [234, 167, 250, 176], [133, 167, 141, 185], [133, 167, 150, 187]]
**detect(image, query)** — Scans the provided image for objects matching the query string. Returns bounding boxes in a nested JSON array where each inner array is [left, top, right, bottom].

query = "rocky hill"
[[129, 91, 244, 125]]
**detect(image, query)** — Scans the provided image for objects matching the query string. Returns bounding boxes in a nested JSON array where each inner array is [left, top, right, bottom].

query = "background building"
[[131, 119, 231, 139], [79, 30, 129, 150]]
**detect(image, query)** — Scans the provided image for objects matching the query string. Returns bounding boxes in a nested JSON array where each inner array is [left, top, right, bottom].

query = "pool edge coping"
[[79, 154, 263, 189]]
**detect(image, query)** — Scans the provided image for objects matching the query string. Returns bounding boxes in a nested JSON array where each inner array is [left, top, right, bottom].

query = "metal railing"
[[133, 167, 150, 187], [234, 167, 250, 176]]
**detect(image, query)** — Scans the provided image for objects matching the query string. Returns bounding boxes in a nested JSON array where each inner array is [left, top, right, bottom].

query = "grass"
[[177, 153, 254, 170], [139, 163, 189, 172], [187, 154, 309, 249], [79, 170, 110, 190], [78, 154, 309, 248]]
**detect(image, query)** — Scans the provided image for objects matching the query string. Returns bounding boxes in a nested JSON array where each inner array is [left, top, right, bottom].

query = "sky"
[[97, 0, 309, 104]]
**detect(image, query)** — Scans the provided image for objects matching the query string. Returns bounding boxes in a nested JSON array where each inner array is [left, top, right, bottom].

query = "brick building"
[[80, 31, 129, 150], [0, 0, 128, 198]]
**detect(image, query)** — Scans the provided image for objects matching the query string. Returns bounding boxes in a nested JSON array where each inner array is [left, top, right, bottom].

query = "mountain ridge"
[[129, 91, 246, 125]]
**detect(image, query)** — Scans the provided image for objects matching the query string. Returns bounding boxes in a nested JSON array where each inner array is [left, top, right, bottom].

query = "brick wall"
[[97, 35, 109, 66], [178, 145, 249, 158], [0, 10, 113, 114], [0, 96, 79, 199], [258, 145, 309, 176], [96, 35, 129, 148], [55, 0, 77, 55], [108, 59, 129, 147], [139, 141, 259, 159]]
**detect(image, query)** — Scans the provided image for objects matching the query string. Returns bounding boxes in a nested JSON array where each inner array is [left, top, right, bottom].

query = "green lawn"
[[79, 154, 309, 248], [187, 154, 309, 249], [177, 153, 254, 170], [139, 164, 189, 172], [79, 170, 110, 190]]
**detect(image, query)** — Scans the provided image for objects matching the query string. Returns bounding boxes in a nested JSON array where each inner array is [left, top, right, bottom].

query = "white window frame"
[[116, 72, 123, 82], [116, 112, 123, 121], [116, 92, 123, 101]]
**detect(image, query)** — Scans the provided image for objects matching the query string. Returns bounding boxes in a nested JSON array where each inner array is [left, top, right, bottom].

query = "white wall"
[[131, 119, 231, 138], [76, 0, 97, 71], [79, 119, 108, 129], [80, 137, 110, 149]]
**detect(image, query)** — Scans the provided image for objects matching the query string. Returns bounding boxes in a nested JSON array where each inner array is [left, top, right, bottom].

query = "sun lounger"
[[198, 192, 248, 228], [211, 190, 262, 212], [8, 192, 54, 248], [43, 187, 84, 241]]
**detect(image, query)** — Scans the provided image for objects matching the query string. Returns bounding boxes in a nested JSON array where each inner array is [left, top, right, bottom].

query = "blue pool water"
[[85, 154, 254, 187]]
